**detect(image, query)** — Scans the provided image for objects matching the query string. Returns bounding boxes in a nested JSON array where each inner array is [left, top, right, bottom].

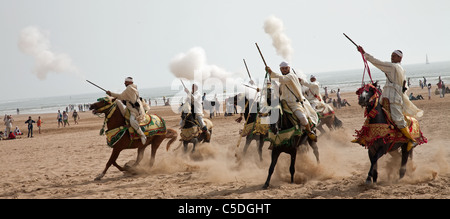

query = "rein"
[[97, 102, 117, 135]]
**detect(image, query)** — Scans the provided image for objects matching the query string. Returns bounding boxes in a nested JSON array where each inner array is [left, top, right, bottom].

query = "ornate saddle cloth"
[[180, 118, 213, 141], [265, 100, 305, 148], [241, 117, 270, 137], [353, 98, 427, 149], [105, 111, 167, 147]]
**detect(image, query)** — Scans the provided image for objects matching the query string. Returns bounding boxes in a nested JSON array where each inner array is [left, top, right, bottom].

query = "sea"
[[1, 61, 449, 116]]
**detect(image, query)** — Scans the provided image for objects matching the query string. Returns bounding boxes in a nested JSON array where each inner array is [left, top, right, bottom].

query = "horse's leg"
[[95, 147, 123, 180], [149, 137, 164, 168], [366, 147, 384, 184], [133, 146, 146, 167], [257, 135, 264, 162], [399, 144, 410, 179], [243, 136, 252, 157], [183, 141, 189, 153], [191, 138, 198, 153], [308, 139, 320, 164], [289, 148, 297, 184], [263, 147, 281, 189]]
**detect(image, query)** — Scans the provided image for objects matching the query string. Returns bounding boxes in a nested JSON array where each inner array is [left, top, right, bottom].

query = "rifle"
[[255, 43, 267, 67], [343, 33, 358, 47], [86, 80, 107, 92], [243, 59, 252, 80]]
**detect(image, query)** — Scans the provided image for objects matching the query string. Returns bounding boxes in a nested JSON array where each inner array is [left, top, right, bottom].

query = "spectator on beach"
[[63, 111, 70, 127], [24, 116, 36, 138], [8, 131, 16, 139], [37, 116, 42, 134], [57, 110, 63, 128], [4, 114, 13, 139], [14, 126, 22, 136], [72, 110, 80, 124], [336, 88, 342, 109], [428, 83, 432, 100]]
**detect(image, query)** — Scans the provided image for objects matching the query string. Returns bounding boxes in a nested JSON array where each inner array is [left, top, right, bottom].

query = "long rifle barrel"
[[255, 43, 268, 67], [86, 80, 107, 92], [343, 33, 358, 47], [243, 59, 252, 80]]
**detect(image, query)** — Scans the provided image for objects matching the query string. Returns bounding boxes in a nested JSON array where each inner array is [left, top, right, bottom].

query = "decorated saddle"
[[180, 118, 213, 141], [265, 100, 313, 148], [353, 98, 427, 149], [105, 111, 166, 147], [240, 117, 270, 137]]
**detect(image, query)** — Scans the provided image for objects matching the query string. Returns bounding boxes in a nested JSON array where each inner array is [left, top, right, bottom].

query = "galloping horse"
[[316, 111, 343, 135], [90, 97, 177, 180], [263, 100, 320, 189], [179, 104, 213, 153], [354, 82, 427, 184], [233, 94, 267, 161]]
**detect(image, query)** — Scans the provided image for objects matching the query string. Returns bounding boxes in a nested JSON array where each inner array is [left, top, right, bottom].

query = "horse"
[[233, 94, 267, 161], [262, 100, 320, 189], [316, 112, 343, 135], [354, 82, 427, 184], [179, 104, 213, 153], [90, 97, 177, 180]]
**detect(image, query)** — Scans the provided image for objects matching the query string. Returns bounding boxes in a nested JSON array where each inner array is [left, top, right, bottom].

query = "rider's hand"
[[106, 91, 112, 96], [357, 46, 365, 54], [235, 116, 243, 123], [265, 66, 272, 74]]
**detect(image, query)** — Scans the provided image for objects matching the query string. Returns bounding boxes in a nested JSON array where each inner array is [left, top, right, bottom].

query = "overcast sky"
[[1, 0, 449, 101]]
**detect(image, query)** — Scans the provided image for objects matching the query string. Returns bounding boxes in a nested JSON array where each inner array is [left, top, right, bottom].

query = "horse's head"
[[356, 82, 380, 107], [90, 96, 115, 114]]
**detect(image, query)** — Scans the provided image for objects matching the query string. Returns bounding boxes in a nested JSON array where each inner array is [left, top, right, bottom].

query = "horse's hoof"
[[94, 173, 105, 181], [262, 184, 269, 190]]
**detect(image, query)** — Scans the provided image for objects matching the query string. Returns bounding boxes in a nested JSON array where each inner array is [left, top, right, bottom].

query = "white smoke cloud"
[[18, 26, 81, 80], [169, 47, 243, 85], [264, 15, 294, 63]]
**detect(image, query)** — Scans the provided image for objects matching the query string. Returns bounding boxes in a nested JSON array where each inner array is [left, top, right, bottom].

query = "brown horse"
[[90, 97, 177, 180]]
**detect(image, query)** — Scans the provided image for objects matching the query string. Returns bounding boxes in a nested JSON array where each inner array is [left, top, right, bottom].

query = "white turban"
[[279, 61, 290, 67], [393, 50, 403, 58], [310, 75, 316, 79], [125, 77, 134, 83]]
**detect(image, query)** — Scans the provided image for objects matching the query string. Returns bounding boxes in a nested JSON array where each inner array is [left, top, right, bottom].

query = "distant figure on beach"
[[37, 116, 42, 134], [17, 108, 19, 115], [14, 126, 22, 136], [3, 114, 13, 139], [63, 111, 70, 127], [336, 88, 342, 109], [57, 110, 63, 128], [24, 116, 36, 138], [427, 83, 432, 100], [72, 110, 80, 124]]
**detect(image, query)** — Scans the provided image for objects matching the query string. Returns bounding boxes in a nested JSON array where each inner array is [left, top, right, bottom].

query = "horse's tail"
[[333, 115, 343, 129], [165, 128, 178, 151]]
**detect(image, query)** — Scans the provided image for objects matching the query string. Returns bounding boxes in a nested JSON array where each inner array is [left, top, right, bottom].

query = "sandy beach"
[[1, 86, 449, 199]]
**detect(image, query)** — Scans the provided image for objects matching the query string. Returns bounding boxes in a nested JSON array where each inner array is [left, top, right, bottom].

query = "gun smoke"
[[18, 26, 81, 80]]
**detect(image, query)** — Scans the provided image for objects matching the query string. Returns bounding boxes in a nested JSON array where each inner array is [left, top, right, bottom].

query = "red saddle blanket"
[[353, 98, 427, 149]]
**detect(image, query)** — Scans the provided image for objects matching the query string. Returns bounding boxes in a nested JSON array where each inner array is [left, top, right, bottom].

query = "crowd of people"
[[1, 108, 81, 140]]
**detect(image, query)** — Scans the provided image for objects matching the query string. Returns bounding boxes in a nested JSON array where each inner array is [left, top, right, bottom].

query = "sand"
[[1, 86, 449, 199]]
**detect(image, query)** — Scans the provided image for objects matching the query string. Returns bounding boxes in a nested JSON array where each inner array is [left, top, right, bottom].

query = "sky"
[[1, 0, 449, 101]]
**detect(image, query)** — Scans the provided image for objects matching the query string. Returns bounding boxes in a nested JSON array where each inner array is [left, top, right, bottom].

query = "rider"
[[182, 83, 210, 140], [357, 46, 423, 150], [301, 75, 334, 115], [106, 77, 147, 145], [265, 61, 318, 141]]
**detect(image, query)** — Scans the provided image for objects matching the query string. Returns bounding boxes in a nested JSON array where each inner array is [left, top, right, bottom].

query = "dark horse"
[[355, 82, 425, 184], [90, 97, 177, 180], [233, 95, 266, 161], [263, 100, 320, 189], [179, 104, 213, 153]]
